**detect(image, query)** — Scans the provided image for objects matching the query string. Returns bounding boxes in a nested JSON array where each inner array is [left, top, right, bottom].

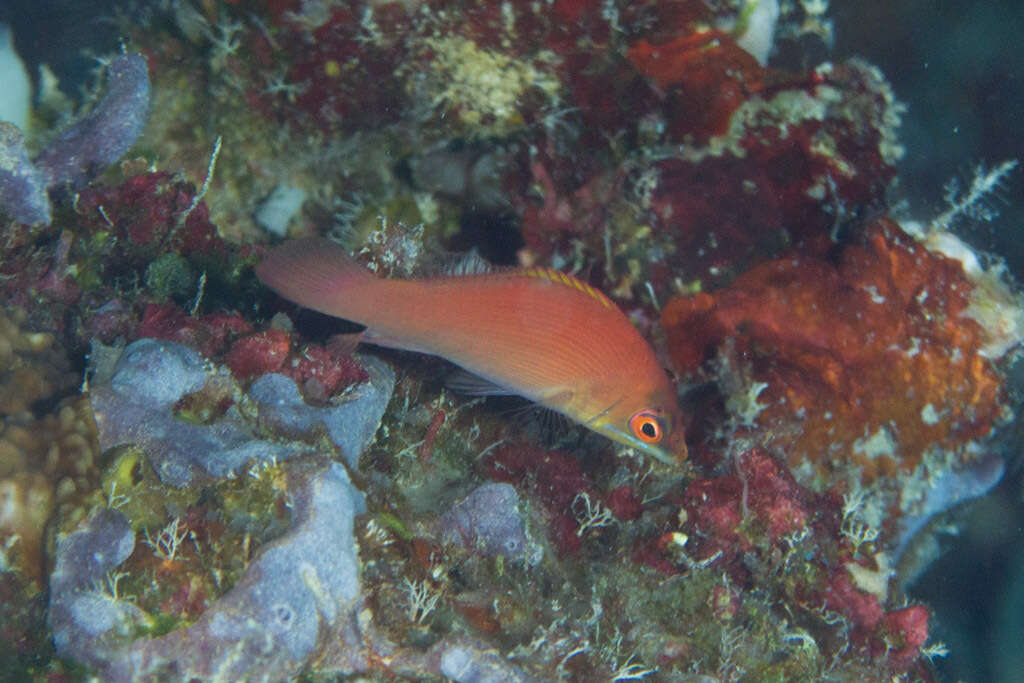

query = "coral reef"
[[664, 218, 1007, 483], [517, 57, 906, 299], [45, 331, 391, 679], [647, 448, 938, 675], [50, 460, 366, 681], [661, 216, 1017, 565], [0, 0, 1019, 680]]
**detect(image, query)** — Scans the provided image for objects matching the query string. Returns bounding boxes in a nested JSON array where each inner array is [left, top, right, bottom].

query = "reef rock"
[[437, 482, 535, 562], [90, 338, 394, 486], [49, 459, 367, 681]]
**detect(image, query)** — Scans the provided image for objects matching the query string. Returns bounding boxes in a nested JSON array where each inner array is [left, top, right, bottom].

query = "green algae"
[[144, 252, 196, 301]]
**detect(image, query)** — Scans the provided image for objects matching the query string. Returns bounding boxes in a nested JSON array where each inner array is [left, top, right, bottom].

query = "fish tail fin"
[[256, 238, 377, 317]]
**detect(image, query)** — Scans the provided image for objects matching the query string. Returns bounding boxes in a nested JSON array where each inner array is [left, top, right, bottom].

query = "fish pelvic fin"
[[446, 369, 517, 396]]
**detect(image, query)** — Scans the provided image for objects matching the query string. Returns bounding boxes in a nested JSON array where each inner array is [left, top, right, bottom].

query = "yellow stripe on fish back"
[[519, 267, 614, 309]]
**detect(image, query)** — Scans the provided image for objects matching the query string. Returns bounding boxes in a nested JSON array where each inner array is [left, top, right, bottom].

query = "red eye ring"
[[629, 410, 664, 444]]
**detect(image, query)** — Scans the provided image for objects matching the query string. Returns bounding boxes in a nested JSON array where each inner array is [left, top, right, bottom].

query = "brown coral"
[[0, 396, 101, 585], [0, 307, 77, 416], [0, 473, 53, 584]]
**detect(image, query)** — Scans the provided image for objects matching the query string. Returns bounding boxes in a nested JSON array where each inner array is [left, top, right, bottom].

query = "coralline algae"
[[0, 53, 150, 225], [0, 122, 51, 224], [50, 460, 367, 681], [90, 338, 394, 486], [249, 356, 395, 468], [437, 482, 535, 562], [48, 508, 147, 669], [34, 53, 151, 191]]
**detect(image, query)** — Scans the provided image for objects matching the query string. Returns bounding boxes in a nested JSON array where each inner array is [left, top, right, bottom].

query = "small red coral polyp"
[[138, 304, 252, 359], [225, 329, 291, 379], [682, 448, 812, 558], [662, 218, 1005, 486], [881, 605, 930, 669], [286, 342, 369, 402]]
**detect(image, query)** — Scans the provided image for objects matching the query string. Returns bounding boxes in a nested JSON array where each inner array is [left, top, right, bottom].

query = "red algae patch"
[[663, 218, 1006, 488]]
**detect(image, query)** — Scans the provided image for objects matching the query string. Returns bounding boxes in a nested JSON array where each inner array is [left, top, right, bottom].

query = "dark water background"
[[2, 1, 1023, 680]]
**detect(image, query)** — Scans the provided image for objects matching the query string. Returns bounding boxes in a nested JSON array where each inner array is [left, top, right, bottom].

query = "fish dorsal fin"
[[443, 248, 495, 276], [518, 267, 614, 309], [437, 253, 612, 311]]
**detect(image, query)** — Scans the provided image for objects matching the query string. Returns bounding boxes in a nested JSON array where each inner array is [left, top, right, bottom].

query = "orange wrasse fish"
[[256, 238, 686, 464]]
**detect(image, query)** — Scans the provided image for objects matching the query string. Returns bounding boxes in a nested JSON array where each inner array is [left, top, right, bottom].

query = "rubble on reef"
[[0, 0, 1021, 680]]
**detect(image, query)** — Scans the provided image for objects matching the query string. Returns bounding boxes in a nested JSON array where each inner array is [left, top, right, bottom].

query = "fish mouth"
[[597, 423, 678, 465]]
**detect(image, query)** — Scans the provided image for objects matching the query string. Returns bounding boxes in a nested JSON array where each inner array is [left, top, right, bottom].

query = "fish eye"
[[629, 410, 664, 444]]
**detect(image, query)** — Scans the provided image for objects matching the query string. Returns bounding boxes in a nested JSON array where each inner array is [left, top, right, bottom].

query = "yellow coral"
[[419, 36, 561, 135]]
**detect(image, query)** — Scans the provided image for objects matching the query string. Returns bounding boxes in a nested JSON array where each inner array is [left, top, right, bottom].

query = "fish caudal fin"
[[256, 238, 377, 318]]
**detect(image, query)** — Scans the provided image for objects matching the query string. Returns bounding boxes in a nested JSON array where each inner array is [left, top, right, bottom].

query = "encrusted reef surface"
[[49, 459, 367, 681], [0, 1, 1022, 680], [0, 53, 150, 226], [90, 337, 394, 485]]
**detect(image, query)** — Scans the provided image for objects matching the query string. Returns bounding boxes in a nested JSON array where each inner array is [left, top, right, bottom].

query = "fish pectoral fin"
[[538, 387, 574, 407], [446, 369, 518, 396], [326, 331, 365, 356], [361, 329, 437, 355]]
